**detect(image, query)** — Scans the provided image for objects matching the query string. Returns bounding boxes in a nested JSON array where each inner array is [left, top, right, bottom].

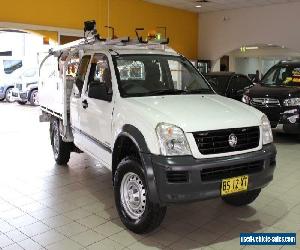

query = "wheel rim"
[[6, 89, 13, 102], [120, 172, 146, 220], [52, 124, 59, 159], [32, 91, 39, 105]]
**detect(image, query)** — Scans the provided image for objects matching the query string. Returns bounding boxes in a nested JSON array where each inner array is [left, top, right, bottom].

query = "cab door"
[[70, 55, 91, 132], [77, 53, 114, 167]]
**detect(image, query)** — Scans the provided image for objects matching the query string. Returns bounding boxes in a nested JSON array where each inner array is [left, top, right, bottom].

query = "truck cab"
[[39, 26, 277, 234]]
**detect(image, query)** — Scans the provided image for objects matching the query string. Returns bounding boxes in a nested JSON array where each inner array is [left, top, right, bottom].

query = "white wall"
[[198, 2, 300, 60]]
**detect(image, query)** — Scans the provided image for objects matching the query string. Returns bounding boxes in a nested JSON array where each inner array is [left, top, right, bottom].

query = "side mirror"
[[88, 81, 112, 101]]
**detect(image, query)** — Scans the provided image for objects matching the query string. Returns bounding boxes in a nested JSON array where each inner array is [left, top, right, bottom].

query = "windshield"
[[261, 64, 300, 87], [22, 68, 37, 78], [113, 54, 213, 97], [3, 60, 23, 74]]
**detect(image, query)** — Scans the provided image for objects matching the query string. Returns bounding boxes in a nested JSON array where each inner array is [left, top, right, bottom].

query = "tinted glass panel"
[[262, 64, 300, 86]]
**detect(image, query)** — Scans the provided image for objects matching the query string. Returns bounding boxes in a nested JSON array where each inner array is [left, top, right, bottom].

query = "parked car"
[[39, 26, 276, 234], [243, 61, 300, 134], [0, 82, 14, 102], [12, 68, 39, 106], [205, 72, 253, 101], [0, 59, 23, 102]]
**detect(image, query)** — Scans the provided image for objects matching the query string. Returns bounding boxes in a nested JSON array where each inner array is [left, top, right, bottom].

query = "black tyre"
[[29, 90, 39, 106], [50, 119, 71, 165], [5, 88, 14, 103], [17, 101, 27, 105], [114, 157, 166, 234], [222, 189, 261, 206]]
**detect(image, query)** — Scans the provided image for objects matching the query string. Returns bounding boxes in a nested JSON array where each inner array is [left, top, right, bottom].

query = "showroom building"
[[0, 0, 299, 249]]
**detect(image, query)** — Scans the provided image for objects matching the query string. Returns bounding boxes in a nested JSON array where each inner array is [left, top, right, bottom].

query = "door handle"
[[82, 99, 88, 109]]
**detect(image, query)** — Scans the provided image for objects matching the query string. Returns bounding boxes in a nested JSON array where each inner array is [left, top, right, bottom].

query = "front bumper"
[[0, 87, 5, 99], [143, 144, 276, 205], [11, 88, 28, 102], [253, 106, 300, 134]]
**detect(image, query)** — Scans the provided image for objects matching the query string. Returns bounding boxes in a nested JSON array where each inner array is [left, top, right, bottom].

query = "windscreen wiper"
[[146, 89, 186, 96], [185, 89, 214, 94]]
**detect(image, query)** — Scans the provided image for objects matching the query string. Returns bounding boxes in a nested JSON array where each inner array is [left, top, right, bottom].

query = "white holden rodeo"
[[39, 26, 276, 234]]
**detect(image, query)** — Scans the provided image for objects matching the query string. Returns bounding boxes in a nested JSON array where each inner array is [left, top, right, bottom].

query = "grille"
[[20, 93, 27, 99], [16, 84, 22, 91], [250, 98, 280, 107], [193, 127, 260, 155], [201, 161, 264, 181], [166, 171, 189, 183]]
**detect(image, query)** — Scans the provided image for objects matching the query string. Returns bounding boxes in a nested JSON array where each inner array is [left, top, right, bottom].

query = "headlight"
[[242, 94, 251, 104], [156, 123, 191, 156], [261, 115, 273, 145], [283, 98, 300, 107]]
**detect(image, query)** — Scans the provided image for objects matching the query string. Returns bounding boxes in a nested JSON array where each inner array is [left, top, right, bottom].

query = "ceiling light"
[[195, 5, 202, 8], [245, 46, 259, 50]]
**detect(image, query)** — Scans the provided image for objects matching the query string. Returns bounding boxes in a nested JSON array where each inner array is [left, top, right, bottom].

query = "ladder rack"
[[49, 34, 170, 56]]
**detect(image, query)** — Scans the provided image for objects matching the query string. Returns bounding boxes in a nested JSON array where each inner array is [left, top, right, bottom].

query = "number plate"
[[221, 175, 248, 196]]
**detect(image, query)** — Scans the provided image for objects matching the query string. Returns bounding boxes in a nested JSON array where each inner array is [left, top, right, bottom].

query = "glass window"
[[85, 54, 112, 102], [262, 64, 300, 86], [23, 68, 37, 78], [114, 55, 213, 97], [87, 54, 112, 93], [3, 60, 22, 74], [74, 55, 91, 95]]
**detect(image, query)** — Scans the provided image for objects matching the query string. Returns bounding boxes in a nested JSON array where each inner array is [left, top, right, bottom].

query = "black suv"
[[205, 72, 253, 101], [243, 61, 300, 134]]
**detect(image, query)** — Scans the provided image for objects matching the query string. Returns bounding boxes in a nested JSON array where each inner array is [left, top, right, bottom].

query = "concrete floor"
[[0, 102, 299, 250]]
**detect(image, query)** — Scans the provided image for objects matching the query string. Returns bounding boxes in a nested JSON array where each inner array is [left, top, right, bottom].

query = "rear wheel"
[[29, 90, 39, 106], [114, 157, 166, 234], [50, 119, 71, 165], [5, 88, 14, 103], [17, 101, 27, 105], [222, 189, 261, 206]]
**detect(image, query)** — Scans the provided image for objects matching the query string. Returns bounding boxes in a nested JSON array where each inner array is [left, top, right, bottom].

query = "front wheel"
[[17, 101, 27, 105], [222, 189, 261, 206], [5, 88, 14, 103], [50, 119, 71, 165], [114, 157, 166, 234], [29, 90, 39, 106]]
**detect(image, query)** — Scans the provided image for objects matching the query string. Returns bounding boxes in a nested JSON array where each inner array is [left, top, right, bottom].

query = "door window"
[[87, 54, 112, 101], [74, 55, 91, 96]]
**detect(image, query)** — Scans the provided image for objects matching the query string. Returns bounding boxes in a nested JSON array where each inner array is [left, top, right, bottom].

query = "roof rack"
[[49, 21, 170, 55]]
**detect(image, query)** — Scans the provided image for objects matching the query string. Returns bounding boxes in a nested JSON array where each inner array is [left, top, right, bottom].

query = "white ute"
[[39, 22, 277, 234]]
